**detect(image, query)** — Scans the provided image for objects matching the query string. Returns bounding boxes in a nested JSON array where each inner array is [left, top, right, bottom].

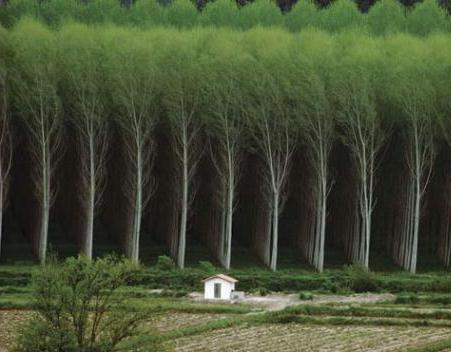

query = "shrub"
[[299, 291, 314, 300], [198, 261, 216, 274], [14, 255, 159, 352], [155, 255, 176, 271], [343, 265, 380, 293]]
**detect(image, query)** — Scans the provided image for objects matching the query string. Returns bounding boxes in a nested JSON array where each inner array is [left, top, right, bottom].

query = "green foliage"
[[1, 0, 451, 35], [284, 0, 318, 31], [395, 292, 420, 304], [14, 255, 156, 352], [155, 255, 176, 271], [407, 0, 449, 36], [367, 0, 406, 35], [198, 260, 216, 274], [299, 291, 314, 300], [200, 0, 239, 27], [343, 265, 380, 293]]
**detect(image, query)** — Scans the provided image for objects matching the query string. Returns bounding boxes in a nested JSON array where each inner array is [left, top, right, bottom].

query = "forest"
[[0, 1, 451, 273]]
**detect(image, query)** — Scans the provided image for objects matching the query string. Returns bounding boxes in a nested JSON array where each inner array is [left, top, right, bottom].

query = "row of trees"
[[1, 0, 450, 36], [1, 20, 451, 272]]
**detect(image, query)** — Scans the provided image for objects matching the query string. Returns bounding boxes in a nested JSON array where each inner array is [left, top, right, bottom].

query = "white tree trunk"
[[39, 143, 50, 263], [81, 136, 95, 258], [270, 191, 279, 271], [177, 128, 188, 269]]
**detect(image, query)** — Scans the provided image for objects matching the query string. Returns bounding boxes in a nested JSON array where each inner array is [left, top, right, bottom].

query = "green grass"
[[406, 337, 451, 352]]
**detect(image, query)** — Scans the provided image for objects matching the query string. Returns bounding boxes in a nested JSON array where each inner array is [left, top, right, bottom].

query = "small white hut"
[[202, 274, 238, 300]]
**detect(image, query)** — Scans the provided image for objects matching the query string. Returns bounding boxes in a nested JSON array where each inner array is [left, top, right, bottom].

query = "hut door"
[[214, 283, 221, 298]]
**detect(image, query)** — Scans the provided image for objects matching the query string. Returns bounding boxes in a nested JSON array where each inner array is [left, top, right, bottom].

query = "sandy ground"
[[189, 292, 396, 311]]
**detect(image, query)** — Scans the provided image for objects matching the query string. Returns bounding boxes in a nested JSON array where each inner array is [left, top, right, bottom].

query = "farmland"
[[2, 260, 451, 352], [4, 295, 451, 352]]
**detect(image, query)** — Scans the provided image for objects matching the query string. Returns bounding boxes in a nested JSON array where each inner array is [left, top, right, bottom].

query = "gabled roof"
[[202, 274, 238, 284]]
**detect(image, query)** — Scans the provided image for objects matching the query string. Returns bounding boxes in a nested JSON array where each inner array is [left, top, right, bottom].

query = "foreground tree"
[[59, 25, 109, 258], [12, 20, 62, 263], [14, 255, 158, 352]]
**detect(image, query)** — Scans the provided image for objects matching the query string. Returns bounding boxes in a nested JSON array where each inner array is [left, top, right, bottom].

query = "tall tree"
[[202, 36, 246, 269], [388, 36, 436, 273], [163, 33, 202, 268], [337, 76, 384, 268], [107, 31, 158, 261], [244, 48, 296, 271], [296, 72, 334, 273], [11, 19, 62, 263], [58, 25, 109, 258]]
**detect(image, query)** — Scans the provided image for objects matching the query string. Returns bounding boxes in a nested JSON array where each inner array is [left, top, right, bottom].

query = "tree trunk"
[[81, 136, 95, 259], [130, 146, 143, 262], [177, 129, 188, 269], [39, 146, 50, 263], [270, 191, 279, 271]]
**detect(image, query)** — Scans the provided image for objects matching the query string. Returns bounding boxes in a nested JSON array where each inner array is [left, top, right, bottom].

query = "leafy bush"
[[155, 255, 176, 271], [299, 291, 314, 300], [320, 278, 343, 293], [14, 255, 159, 352], [343, 265, 380, 293], [198, 261, 216, 274]]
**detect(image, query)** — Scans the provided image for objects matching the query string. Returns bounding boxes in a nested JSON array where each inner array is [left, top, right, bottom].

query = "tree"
[[333, 35, 386, 269], [293, 30, 335, 272], [0, 25, 12, 258], [317, 0, 363, 32], [11, 19, 62, 263], [237, 0, 283, 29], [407, 0, 448, 36], [243, 32, 296, 270], [106, 30, 158, 261], [58, 25, 109, 259], [163, 33, 202, 268], [284, 0, 319, 32], [201, 34, 246, 269], [388, 36, 436, 273], [200, 0, 239, 27], [367, 0, 406, 35], [14, 255, 156, 352], [295, 72, 334, 273]]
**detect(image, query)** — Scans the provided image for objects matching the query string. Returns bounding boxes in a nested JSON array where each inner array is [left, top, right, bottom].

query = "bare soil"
[[190, 292, 396, 311]]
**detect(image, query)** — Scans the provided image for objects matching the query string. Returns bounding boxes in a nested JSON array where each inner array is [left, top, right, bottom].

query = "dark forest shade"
[[1, 20, 451, 273]]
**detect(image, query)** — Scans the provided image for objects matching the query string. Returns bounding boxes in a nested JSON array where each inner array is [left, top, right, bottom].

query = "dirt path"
[[190, 292, 395, 311]]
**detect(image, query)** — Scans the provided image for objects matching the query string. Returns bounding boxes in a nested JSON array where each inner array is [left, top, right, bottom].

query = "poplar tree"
[[202, 35, 246, 269], [295, 30, 335, 272], [11, 19, 62, 263], [58, 25, 109, 258], [163, 33, 202, 268], [244, 32, 296, 270], [388, 36, 436, 273], [107, 30, 158, 261], [335, 36, 386, 269]]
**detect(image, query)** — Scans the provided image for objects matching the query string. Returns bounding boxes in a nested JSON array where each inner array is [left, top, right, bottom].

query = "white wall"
[[204, 278, 235, 300]]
